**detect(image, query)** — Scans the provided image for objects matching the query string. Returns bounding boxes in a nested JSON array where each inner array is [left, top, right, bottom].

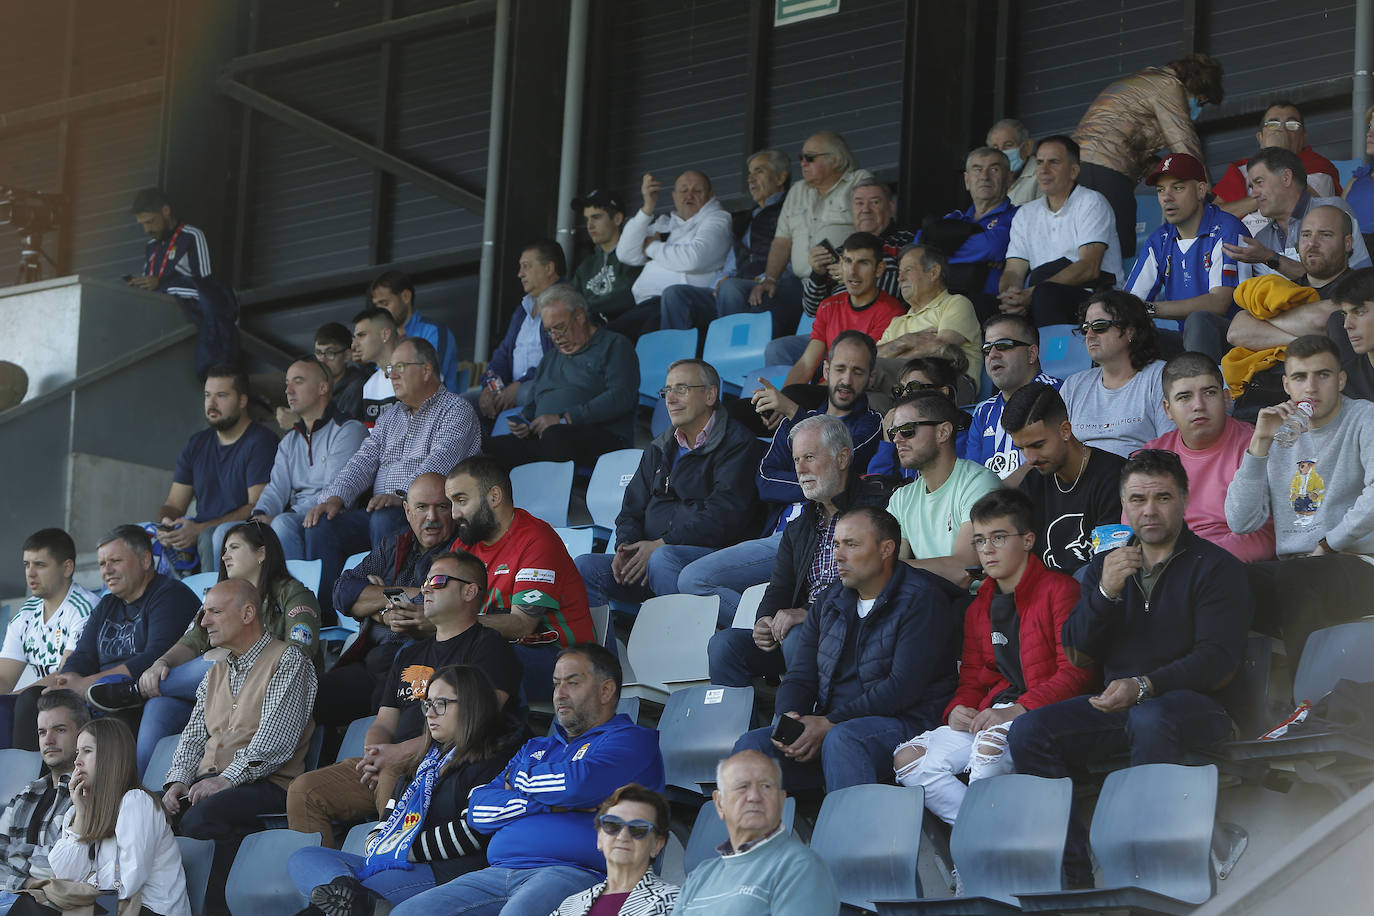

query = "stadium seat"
[[651, 398, 671, 436], [546, 695, 642, 737], [580, 448, 642, 540], [620, 594, 720, 704], [874, 774, 1072, 914], [285, 558, 322, 596], [728, 364, 792, 399], [637, 328, 698, 407], [683, 796, 796, 876], [304, 725, 325, 771], [658, 685, 755, 796], [704, 313, 773, 394], [343, 551, 368, 572], [1017, 763, 1219, 914], [510, 460, 574, 527], [732, 582, 767, 629], [339, 715, 377, 763], [490, 406, 523, 436], [811, 783, 925, 912], [1135, 192, 1163, 253], [176, 836, 215, 916], [1039, 324, 1092, 379], [0, 749, 40, 802], [179, 571, 217, 599], [143, 734, 180, 791], [588, 603, 613, 650], [554, 526, 594, 558], [342, 821, 376, 856], [796, 313, 815, 336], [225, 829, 322, 916]]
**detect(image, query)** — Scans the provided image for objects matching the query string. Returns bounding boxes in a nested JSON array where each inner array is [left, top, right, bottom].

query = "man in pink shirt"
[[1145, 352, 1276, 561]]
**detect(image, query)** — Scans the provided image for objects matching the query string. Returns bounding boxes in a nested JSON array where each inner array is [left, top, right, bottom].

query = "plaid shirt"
[[0, 773, 72, 891], [322, 386, 481, 507], [806, 512, 841, 606], [166, 632, 317, 788]]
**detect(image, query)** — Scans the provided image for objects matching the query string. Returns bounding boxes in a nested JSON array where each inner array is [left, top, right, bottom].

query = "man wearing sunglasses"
[[288, 550, 523, 848], [1213, 102, 1343, 219], [963, 313, 1062, 479]]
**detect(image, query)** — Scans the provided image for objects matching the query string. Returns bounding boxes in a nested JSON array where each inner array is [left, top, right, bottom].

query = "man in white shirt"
[[0, 530, 97, 707], [998, 135, 1123, 327]]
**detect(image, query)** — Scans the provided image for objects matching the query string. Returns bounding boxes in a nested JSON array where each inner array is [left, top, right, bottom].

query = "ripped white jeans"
[[892, 711, 1017, 825]]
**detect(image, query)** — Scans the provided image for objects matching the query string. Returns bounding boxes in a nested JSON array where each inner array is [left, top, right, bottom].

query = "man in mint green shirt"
[[886, 391, 1001, 587]]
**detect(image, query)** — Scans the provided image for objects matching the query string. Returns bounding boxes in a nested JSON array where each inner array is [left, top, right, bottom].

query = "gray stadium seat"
[[658, 685, 754, 796], [811, 783, 925, 912], [176, 836, 215, 916], [339, 715, 376, 763], [0, 749, 41, 803], [143, 734, 180, 791], [683, 796, 796, 877], [225, 828, 322, 916]]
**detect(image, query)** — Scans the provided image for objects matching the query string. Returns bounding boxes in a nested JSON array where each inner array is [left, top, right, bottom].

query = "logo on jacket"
[[572, 743, 590, 761]]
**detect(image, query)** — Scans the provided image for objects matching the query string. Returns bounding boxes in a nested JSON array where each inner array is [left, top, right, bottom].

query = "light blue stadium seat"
[[683, 797, 796, 876], [179, 571, 217, 599], [729, 364, 792, 399], [578, 448, 643, 540], [490, 406, 523, 436], [177, 836, 216, 916], [339, 715, 377, 763], [704, 313, 773, 394], [143, 734, 180, 791], [225, 829, 322, 916], [0, 749, 41, 803], [285, 558, 322, 596], [637, 328, 698, 407], [510, 460, 574, 527], [658, 685, 755, 797], [554, 526, 594, 557], [811, 784, 926, 912], [1039, 324, 1093, 379]]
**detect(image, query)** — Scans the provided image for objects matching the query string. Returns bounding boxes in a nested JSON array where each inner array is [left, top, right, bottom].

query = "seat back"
[[179, 572, 218, 599], [339, 715, 377, 763], [285, 558, 323, 596], [637, 329, 698, 405], [811, 784, 925, 910], [1293, 620, 1374, 704], [225, 829, 322, 916], [1089, 763, 1218, 905], [491, 406, 523, 436], [0, 749, 41, 802], [586, 449, 644, 532], [658, 685, 755, 793], [683, 796, 796, 876], [1215, 634, 1274, 739], [951, 774, 1073, 903], [1135, 192, 1163, 254], [729, 364, 792, 398], [554, 526, 594, 558], [143, 734, 180, 791], [624, 594, 720, 692], [796, 313, 815, 336], [176, 836, 215, 916], [342, 821, 375, 856], [703, 312, 773, 381], [303, 725, 325, 771], [1038, 324, 1092, 379], [588, 603, 613, 650], [510, 460, 574, 527], [617, 695, 641, 724], [732, 582, 768, 629]]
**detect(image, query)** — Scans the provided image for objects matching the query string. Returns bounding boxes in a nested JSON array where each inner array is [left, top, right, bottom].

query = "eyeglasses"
[[658, 384, 708, 399], [423, 573, 474, 589], [420, 697, 451, 716], [1262, 119, 1303, 132], [800, 151, 831, 164], [888, 420, 945, 441], [971, 532, 1026, 552], [314, 347, 348, 360], [596, 815, 658, 839], [1072, 319, 1124, 337], [545, 321, 572, 339], [981, 338, 1032, 356], [890, 380, 944, 400], [385, 361, 423, 377]]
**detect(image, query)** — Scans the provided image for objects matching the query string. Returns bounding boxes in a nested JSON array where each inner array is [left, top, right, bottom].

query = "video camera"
[[0, 185, 63, 237]]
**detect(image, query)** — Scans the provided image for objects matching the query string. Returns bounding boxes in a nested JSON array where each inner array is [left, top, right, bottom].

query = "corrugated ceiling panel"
[[66, 104, 165, 279]]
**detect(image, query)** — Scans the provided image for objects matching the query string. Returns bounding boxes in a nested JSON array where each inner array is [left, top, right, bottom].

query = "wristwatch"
[[1134, 675, 1152, 704]]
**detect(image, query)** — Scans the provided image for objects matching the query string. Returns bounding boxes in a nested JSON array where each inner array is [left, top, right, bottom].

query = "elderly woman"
[[548, 784, 677, 916]]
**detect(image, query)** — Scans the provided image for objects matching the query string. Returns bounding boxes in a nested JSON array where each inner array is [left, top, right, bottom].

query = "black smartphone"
[[382, 587, 406, 599], [771, 715, 805, 746], [818, 239, 839, 259]]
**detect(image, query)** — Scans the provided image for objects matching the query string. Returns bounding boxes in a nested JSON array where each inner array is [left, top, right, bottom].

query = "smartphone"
[[156, 523, 177, 532], [818, 239, 839, 259], [771, 715, 805, 746], [382, 587, 406, 599]]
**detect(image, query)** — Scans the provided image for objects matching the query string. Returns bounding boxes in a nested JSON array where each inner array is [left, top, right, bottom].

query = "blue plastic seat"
[[490, 406, 523, 436], [658, 685, 755, 796], [285, 558, 322, 596], [143, 733, 180, 791], [811, 784, 926, 912], [342, 821, 375, 856], [510, 460, 574, 527], [703, 313, 773, 393], [1135, 192, 1163, 253], [176, 836, 215, 916], [179, 572, 217, 599], [796, 313, 815, 336], [580, 448, 643, 539], [729, 364, 792, 399], [651, 398, 671, 436], [1039, 324, 1092, 379], [0, 749, 41, 802], [637, 328, 698, 407], [339, 715, 377, 763], [683, 796, 796, 876], [225, 829, 322, 916], [553, 526, 594, 557]]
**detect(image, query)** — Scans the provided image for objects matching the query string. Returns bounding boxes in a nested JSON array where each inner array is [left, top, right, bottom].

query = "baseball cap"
[[571, 189, 624, 214], [1145, 153, 1207, 186]]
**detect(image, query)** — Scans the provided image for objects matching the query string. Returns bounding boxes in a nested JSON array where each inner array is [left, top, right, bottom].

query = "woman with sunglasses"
[[289, 665, 513, 916], [867, 355, 971, 478], [99, 520, 323, 776], [48, 718, 191, 916], [548, 784, 677, 916]]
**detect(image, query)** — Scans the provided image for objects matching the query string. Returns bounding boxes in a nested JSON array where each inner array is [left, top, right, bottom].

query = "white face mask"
[[1005, 148, 1024, 173]]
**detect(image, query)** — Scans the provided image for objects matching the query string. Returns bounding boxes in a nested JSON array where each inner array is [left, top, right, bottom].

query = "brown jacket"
[[200, 638, 313, 790], [1072, 66, 1205, 182]]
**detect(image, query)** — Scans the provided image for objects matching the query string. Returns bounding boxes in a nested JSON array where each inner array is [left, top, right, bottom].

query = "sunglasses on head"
[[888, 419, 944, 441], [423, 573, 474, 589], [597, 815, 658, 839], [981, 338, 1032, 355], [890, 380, 944, 400], [1072, 318, 1125, 337]]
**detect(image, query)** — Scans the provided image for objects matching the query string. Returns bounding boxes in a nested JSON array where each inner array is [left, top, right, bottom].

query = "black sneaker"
[[86, 680, 146, 712]]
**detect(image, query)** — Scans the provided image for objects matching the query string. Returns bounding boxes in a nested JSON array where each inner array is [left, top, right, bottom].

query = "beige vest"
[[200, 637, 313, 790]]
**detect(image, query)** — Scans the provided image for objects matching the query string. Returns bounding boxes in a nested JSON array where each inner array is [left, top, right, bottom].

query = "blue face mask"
[[1005, 148, 1024, 173], [1188, 97, 1203, 120]]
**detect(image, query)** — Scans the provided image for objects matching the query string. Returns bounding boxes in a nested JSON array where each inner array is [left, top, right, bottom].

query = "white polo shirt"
[[1006, 183, 1124, 285]]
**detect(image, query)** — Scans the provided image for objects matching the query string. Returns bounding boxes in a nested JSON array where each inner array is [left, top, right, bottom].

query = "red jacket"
[[944, 554, 1099, 720]]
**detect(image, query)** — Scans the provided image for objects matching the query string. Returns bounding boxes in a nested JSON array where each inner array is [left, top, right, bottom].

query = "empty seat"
[[658, 685, 755, 795], [703, 313, 773, 391], [509, 460, 574, 527], [143, 733, 180, 792], [1038, 324, 1092, 379], [637, 328, 698, 407], [581, 448, 643, 538], [732, 582, 767, 629], [683, 796, 796, 876], [179, 572, 217, 599], [811, 784, 925, 912], [285, 558, 322, 596], [176, 836, 216, 916], [225, 829, 322, 916], [0, 749, 41, 802], [620, 594, 720, 704], [554, 526, 594, 558]]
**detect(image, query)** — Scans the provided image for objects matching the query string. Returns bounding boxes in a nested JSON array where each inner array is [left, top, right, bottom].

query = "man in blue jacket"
[[1009, 448, 1253, 884], [473, 240, 560, 425], [733, 506, 959, 792], [389, 643, 664, 916], [369, 270, 462, 393]]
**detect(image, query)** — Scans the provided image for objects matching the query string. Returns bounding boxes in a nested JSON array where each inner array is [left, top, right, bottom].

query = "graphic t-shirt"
[[0, 584, 98, 675], [1017, 447, 1126, 574], [380, 624, 523, 741]]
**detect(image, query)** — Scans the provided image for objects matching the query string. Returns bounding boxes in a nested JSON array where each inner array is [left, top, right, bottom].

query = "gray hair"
[[535, 283, 588, 318], [849, 178, 894, 206], [749, 148, 791, 183], [97, 524, 152, 558], [987, 118, 1029, 146], [965, 146, 1010, 171], [667, 358, 720, 391], [810, 130, 858, 175], [715, 750, 784, 789], [789, 413, 853, 458], [395, 335, 440, 373]]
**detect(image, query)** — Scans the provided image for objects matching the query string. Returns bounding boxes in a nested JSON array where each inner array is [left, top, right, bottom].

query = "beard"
[[455, 500, 499, 544], [207, 409, 240, 432]]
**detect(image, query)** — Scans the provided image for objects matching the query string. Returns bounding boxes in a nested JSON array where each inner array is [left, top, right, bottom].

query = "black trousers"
[[485, 423, 628, 470], [1076, 161, 1139, 257], [1245, 554, 1374, 667]]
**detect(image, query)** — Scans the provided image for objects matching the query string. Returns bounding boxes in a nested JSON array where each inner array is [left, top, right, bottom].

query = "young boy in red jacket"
[[893, 488, 1098, 824]]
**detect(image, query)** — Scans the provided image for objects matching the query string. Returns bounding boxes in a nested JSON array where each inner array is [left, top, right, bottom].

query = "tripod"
[[15, 231, 56, 285]]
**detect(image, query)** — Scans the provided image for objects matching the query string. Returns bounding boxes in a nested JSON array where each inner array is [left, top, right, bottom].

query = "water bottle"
[[1272, 399, 1313, 447]]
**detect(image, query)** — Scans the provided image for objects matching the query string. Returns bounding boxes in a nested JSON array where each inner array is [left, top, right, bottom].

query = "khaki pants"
[[286, 757, 403, 848]]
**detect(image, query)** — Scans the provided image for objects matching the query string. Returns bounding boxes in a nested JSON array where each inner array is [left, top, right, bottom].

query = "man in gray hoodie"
[[1225, 334, 1374, 660]]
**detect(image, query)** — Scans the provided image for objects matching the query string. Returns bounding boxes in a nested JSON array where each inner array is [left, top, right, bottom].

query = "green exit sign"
[[775, 0, 841, 26]]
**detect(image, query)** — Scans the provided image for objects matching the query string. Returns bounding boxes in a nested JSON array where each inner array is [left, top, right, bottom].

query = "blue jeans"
[[707, 625, 803, 688], [764, 334, 810, 368], [137, 656, 216, 777], [660, 284, 719, 332], [389, 864, 599, 916], [1007, 691, 1234, 880], [733, 715, 908, 793], [200, 522, 238, 575], [574, 545, 714, 610], [716, 273, 804, 338], [304, 507, 406, 615], [270, 512, 307, 560], [676, 531, 782, 627], [288, 846, 437, 905]]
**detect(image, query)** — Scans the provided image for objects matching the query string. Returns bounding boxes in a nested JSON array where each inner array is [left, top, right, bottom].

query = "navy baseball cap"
[[571, 189, 625, 214]]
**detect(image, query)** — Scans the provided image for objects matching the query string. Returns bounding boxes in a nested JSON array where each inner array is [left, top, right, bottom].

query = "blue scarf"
[[356, 745, 452, 878]]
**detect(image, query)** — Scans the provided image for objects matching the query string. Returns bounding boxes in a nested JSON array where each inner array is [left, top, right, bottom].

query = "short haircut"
[[810, 130, 858, 174], [837, 505, 902, 549], [716, 750, 784, 790], [1121, 448, 1189, 495], [522, 238, 568, 277], [900, 354, 964, 391], [97, 524, 152, 558], [666, 358, 720, 392], [36, 689, 90, 728], [1000, 381, 1068, 434], [1079, 290, 1161, 372], [1168, 52, 1224, 105], [23, 528, 76, 564], [1035, 134, 1081, 164], [965, 146, 1010, 171], [1248, 147, 1307, 188], [1305, 204, 1354, 237], [1262, 98, 1303, 122], [1284, 333, 1341, 366], [130, 187, 170, 214], [969, 488, 1034, 533], [898, 243, 949, 284], [829, 329, 877, 371], [314, 322, 353, 349], [1161, 351, 1224, 395], [426, 548, 488, 596], [849, 177, 893, 204], [290, 354, 331, 384], [397, 336, 440, 373], [749, 148, 791, 184], [597, 783, 671, 836], [449, 454, 513, 504], [204, 363, 249, 398], [369, 270, 415, 300], [536, 283, 588, 317], [986, 118, 1029, 146], [896, 389, 962, 428], [841, 231, 884, 261], [680, 169, 713, 194], [789, 413, 852, 458], [557, 643, 623, 701], [1329, 267, 1374, 307], [352, 305, 398, 330], [983, 312, 1039, 346]]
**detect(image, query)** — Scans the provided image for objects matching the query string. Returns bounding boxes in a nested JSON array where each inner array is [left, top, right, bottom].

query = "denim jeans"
[[733, 714, 909, 793], [1007, 691, 1234, 880], [660, 284, 719, 332], [574, 545, 715, 610], [388, 864, 600, 916], [716, 274, 804, 338], [270, 512, 307, 561], [137, 656, 216, 778], [707, 624, 802, 688], [288, 846, 437, 905], [676, 531, 782, 627], [764, 334, 810, 368], [304, 507, 406, 615]]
